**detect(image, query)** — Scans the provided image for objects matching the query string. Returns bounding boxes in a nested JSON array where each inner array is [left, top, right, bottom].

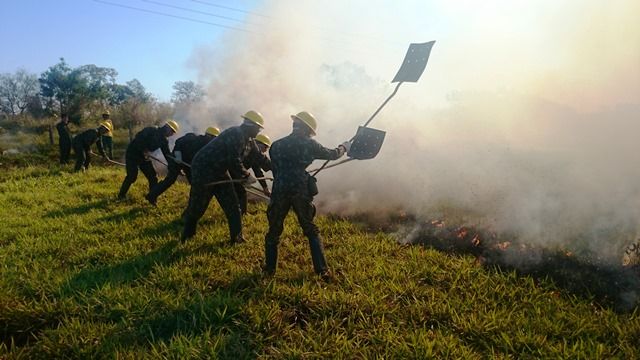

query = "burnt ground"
[[330, 213, 640, 313]]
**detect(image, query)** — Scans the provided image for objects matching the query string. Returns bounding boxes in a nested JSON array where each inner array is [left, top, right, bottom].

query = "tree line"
[[0, 58, 206, 138]]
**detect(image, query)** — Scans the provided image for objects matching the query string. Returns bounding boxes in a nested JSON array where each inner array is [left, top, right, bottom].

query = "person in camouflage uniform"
[[145, 126, 220, 205], [181, 111, 265, 244], [100, 112, 114, 159], [263, 111, 350, 279], [56, 113, 72, 164], [72, 122, 112, 172], [117, 120, 179, 200], [234, 133, 272, 215]]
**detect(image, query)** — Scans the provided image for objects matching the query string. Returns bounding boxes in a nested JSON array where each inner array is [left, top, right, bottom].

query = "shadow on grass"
[[96, 272, 263, 357], [140, 217, 183, 238], [97, 207, 145, 224], [59, 240, 180, 295], [405, 220, 640, 312], [44, 199, 111, 218]]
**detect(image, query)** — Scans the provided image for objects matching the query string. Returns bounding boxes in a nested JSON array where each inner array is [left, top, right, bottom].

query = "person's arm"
[[310, 139, 346, 161], [227, 131, 249, 179], [95, 131, 107, 157], [159, 135, 172, 162]]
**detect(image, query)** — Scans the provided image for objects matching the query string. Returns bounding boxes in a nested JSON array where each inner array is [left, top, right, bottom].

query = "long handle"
[[166, 155, 191, 168], [147, 154, 168, 167], [312, 82, 404, 176], [107, 158, 126, 167], [245, 186, 270, 201], [206, 176, 273, 187]]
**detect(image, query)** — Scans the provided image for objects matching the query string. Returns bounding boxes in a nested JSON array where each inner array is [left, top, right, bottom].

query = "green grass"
[[0, 164, 639, 359]]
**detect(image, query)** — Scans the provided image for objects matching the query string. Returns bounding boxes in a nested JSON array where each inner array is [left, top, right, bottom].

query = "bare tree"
[[171, 81, 205, 104], [0, 69, 39, 116]]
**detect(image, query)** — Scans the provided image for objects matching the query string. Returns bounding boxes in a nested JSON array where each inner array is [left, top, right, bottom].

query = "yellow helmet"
[[255, 133, 272, 147], [206, 126, 220, 137], [99, 121, 113, 132], [291, 111, 317, 135], [165, 120, 179, 133], [102, 110, 111, 116], [241, 110, 265, 128]]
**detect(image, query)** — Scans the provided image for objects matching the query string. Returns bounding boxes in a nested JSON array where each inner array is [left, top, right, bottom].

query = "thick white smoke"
[[183, 0, 640, 262]]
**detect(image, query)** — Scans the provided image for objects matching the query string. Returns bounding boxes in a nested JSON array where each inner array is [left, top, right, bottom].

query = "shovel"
[[312, 41, 435, 176]]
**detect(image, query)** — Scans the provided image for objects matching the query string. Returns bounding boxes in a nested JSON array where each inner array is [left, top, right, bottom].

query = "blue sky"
[[1, 0, 260, 101]]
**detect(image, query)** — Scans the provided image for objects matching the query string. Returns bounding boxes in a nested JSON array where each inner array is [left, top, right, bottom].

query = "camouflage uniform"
[[72, 129, 106, 172], [56, 121, 72, 164], [101, 133, 113, 159], [264, 133, 345, 275], [182, 125, 253, 243], [234, 140, 271, 214], [118, 126, 172, 199], [146, 132, 215, 203]]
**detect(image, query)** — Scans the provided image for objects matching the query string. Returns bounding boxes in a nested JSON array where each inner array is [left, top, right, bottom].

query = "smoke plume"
[[182, 0, 640, 263]]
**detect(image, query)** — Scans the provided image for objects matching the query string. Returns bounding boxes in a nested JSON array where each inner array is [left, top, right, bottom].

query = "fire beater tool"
[[312, 41, 435, 176]]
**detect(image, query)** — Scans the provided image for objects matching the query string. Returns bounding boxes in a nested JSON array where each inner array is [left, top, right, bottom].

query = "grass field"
[[0, 161, 639, 358]]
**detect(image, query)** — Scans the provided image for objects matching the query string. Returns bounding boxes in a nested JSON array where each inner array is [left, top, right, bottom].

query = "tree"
[[171, 80, 205, 104], [39, 58, 119, 123], [0, 69, 40, 116]]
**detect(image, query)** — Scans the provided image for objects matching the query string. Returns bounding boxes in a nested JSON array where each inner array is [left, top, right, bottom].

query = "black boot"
[[263, 239, 278, 275], [181, 219, 197, 243], [308, 235, 329, 275]]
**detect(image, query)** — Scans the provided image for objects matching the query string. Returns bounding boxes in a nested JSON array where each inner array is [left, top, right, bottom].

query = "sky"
[[0, 0, 260, 101]]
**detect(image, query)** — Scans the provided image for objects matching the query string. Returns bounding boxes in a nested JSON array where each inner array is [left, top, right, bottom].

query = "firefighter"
[[145, 126, 220, 205], [100, 111, 114, 159], [117, 120, 179, 200], [234, 133, 272, 214], [181, 111, 264, 244], [72, 121, 112, 172], [263, 111, 351, 279], [56, 113, 72, 164]]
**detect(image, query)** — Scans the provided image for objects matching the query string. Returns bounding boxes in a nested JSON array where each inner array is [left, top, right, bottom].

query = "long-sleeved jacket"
[[56, 122, 71, 144], [269, 133, 344, 195], [127, 126, 171, 161], [243, 141, 271, 189], [190, 126, 252, 185], [72, 128, 105, 156], [172, 133, 215, 165]]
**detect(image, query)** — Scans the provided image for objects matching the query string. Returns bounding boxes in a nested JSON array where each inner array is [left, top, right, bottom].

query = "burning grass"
[[394, 219, 640, 313]]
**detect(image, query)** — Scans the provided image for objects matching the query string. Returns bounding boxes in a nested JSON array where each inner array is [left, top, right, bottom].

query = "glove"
[[339, 140, 352, 153], [243, 174, 257, 185]]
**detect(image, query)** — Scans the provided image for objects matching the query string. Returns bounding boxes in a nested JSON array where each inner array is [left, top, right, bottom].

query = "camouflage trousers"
[[264, 192, 327, 274], [147, 161, 190, 203], [73, 144, 92, 172], [118, 154, 158, 198], [181, 182, 243, 243], [234, 183, 248, 215], [60, 139, 71, 164], [102, 136, 113, 159]]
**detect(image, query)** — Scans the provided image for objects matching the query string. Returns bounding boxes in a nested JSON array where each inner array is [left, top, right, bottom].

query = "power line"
[[92, 0, 400, 56], [92, 0, 251, 33], [140, 0, 246, 24], [190, 0, 271, 19]]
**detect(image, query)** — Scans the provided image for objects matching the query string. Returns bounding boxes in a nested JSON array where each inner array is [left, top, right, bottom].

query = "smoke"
[[183, 1, 640, 263]]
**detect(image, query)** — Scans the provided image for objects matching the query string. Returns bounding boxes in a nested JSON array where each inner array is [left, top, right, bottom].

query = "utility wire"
[[93, 0, 396, 56], [140, 0, 246, 24], [190, 0, 271, 19], [93, 0, 251, 32]]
